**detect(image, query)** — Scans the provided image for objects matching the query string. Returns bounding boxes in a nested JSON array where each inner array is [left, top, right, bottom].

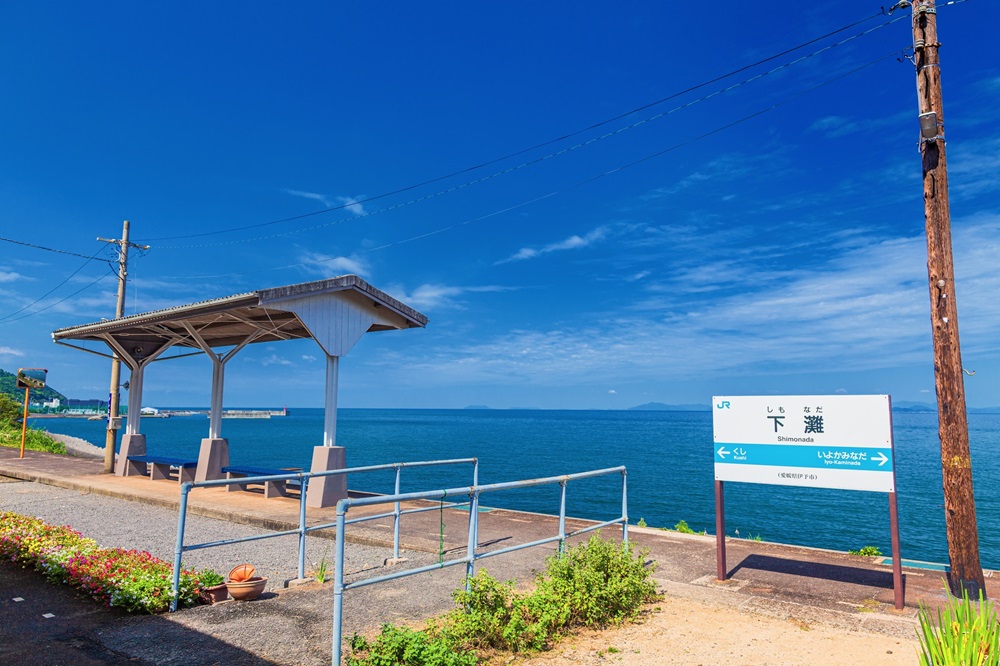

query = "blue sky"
[[2, 1, 999, 410]]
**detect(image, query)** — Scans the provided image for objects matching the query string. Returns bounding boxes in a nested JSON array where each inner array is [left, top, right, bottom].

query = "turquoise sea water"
[[31, 409, 1000, 569]]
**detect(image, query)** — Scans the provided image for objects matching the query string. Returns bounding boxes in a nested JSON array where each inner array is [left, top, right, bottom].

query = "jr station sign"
[[713, 394, 895, 493]]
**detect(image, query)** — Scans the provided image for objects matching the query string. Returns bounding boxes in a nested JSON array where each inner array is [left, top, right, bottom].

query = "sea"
[[29, 408, 1000, 569]]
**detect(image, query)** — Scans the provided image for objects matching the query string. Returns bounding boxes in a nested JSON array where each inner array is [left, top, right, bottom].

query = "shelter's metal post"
[[298, 477, 309, 581], [465, 489, 480, 590], [621, 469, 629, 545], [393, 465, 402, 560], [126, 366, 144, 434], [332, 505, 347, 666], [170, 483, 192, 612], [715, 480, 727, 581], [889, 491, 904, 610], [558, 481, 567, 555]]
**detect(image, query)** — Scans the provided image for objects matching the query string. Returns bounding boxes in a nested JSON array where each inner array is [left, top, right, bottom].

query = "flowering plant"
[[0, 511, 200, 613]]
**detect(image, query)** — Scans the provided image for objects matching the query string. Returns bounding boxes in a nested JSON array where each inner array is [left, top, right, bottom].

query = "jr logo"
[[716, 401, 731, 409]]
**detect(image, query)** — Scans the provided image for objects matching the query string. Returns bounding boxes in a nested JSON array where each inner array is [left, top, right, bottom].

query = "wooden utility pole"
[[96, 221, 149, 474], [911, 0, 986, 598]]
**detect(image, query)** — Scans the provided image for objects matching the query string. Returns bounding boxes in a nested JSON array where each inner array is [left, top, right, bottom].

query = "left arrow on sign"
[[717, 447, 731, 459]]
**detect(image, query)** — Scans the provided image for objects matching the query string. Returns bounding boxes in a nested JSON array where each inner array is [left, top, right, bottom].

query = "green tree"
[[0, 393, 24, 425]]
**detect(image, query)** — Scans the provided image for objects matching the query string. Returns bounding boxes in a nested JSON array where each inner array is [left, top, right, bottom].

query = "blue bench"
[[221, 465, 302, 498], [126, 455, 198, 484]]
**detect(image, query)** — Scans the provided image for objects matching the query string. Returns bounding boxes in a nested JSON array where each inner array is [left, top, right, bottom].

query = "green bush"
[[533, 533, 657, 628], [347, 625, 476, 666], [848, 546, 883, 557], [349, 533, 658, 665], [0, 419, 66, 454], [917, 588, 1000, 665]]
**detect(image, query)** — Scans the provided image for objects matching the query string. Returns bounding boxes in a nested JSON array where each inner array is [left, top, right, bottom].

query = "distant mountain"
[[463, 405, 492, 410], [629, 402, 711, 412], [891, 401, 1000, 414]]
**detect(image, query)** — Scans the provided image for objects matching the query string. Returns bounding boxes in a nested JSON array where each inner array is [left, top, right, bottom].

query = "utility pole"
[[96, 221, 149, 474], [911, 0, 986, 598]]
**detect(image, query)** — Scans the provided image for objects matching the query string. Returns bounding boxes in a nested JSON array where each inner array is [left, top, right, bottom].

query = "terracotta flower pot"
[[226, 576, 267, 601], [228, 563, 256, 583], [201, 583, 229, 604]]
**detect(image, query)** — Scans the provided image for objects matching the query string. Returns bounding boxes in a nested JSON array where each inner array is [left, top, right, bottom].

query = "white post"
[[126, 366, 144, 435], [308, 353, 346, 508], [324, 354, 339, 447], [208, 359, 224, 439]]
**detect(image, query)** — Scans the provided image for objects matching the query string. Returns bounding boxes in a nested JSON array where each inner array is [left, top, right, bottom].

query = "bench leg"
[[263, 480, 287, 498], [178, 466, 196, 484], [226, 473, 248, 492], [150, 462, 171, 481], [123, 460, 148, 477]]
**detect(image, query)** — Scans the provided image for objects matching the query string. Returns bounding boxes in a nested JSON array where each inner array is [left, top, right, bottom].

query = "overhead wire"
[[0, 246, 111, 325], [139, 8, 901, 244], [155, 15, 909, 252], [159, 49, 900, 280], [0, 236, 100, 261]]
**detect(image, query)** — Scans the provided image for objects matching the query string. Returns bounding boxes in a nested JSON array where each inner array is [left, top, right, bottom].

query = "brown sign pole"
[[911, 0, 986, 598], [715, 480, 726, 581]]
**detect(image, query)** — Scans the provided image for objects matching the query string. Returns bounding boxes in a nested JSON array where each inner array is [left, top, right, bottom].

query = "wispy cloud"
[[377, 215, 1000, 388], [261, 354, 293, 366], [385, 283, 514, 310], [0, 270, 26, 283], [0, 346, 24, 357], [297, 251, 370, 279], [283, 190, 367, 215], [497, 227, 607, 265]]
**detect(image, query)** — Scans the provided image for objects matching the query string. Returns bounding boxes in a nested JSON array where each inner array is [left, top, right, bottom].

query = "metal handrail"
[[330, 466, 628, 665], [169, 457, 478, 611]]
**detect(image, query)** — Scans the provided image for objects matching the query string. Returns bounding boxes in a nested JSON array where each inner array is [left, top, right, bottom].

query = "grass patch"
[[348, 533, 659, 665], [917, 587, 1000, 665]]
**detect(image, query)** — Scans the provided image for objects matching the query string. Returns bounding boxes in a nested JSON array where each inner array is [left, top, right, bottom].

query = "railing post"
[[465, 489, 480, 591], [393, 465, 402, 560], [621, 469, 629, 546], [170, 482, 192, 612], [332, 505, 347, 666], [558, 480, 567, 555], [298, 476, 309, 581]]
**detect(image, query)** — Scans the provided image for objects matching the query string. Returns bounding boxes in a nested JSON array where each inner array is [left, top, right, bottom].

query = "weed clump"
[[348, 533, 658, 665]]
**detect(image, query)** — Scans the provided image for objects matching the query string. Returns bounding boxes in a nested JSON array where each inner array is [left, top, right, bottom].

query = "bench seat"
[[126, 455, 198, 484], [221, 465, 301, 498]]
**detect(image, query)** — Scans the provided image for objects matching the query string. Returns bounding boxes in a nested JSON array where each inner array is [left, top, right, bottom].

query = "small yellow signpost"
[[15, 368, 47, 459]]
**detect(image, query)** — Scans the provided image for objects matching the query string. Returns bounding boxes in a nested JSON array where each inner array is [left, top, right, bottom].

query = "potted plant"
[[226, 563, 267, 601], [199, 569, 228, 604]]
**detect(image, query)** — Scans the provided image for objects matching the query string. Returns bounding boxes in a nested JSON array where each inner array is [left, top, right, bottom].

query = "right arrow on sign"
[[717, 447, 730, 459], [873, 452, 889, 467]]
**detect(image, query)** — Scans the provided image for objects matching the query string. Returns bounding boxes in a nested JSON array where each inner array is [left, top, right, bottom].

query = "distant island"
[[629, 402, 711, 412]]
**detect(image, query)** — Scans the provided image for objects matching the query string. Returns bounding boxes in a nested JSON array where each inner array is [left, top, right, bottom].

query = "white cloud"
[[0, 346, 24, 357], [283, 190, 367, 215], [379, 215, 1000, 389], [385, 283, 513, 310], [297, 251, 369, 279], [608, 389, 617, 395], [261, 354, 293, 366], [497, 227, 607, 265], [301, 354, 317, 362], [0, 270, 25, 283]]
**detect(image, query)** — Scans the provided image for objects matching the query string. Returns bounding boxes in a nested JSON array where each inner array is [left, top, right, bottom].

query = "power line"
[[139, 9, 901, 244], [0, 245, 112, 324], [0, 270, 114, 325], [0, 235, 100, 260], [160, 50, 899, 280], [157, 19, 909, 252]]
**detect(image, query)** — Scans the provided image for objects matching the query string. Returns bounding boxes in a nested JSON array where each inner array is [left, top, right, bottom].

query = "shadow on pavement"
[[728, 553, 900, 589]]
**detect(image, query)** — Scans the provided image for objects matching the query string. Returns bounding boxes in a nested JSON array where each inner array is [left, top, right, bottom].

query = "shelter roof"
[[51, 275, 427, 359]]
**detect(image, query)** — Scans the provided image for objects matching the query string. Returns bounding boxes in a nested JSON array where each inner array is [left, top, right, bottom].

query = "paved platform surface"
[[1, 446, 995, 665]]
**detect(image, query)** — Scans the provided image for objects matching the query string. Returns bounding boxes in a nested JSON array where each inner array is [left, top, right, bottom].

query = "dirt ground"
[[519, 595, 920, 666]]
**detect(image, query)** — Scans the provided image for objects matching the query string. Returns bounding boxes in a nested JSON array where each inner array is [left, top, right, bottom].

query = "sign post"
[[713, 395, 903, 609], [16, 368, 47, 459]]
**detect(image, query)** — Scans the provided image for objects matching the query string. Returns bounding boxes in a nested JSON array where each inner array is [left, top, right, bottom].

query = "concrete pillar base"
[[306, 445, 346, 508], [115, 434, 147, 477], [195, 438, 229, 482]]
